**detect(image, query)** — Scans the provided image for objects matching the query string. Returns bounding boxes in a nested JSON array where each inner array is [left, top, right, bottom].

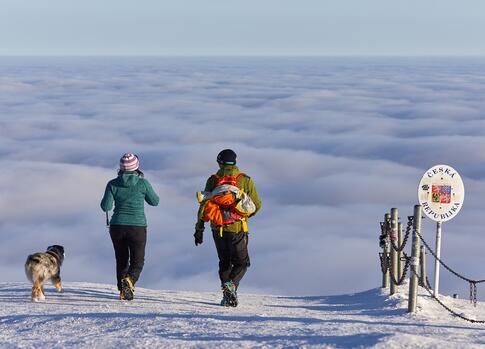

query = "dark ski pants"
[[212, 230, 250, 288], [109, 225, 147, 291]]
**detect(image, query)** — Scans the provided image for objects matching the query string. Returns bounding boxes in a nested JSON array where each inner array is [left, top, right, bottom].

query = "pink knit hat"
[[120, 153, 139, 171]]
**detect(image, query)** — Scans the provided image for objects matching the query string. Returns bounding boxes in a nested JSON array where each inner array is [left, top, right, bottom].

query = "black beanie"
[[217, 149, 237, 165]]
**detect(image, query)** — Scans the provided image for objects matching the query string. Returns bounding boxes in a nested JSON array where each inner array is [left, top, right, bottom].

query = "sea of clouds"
[[1, 56, 485, 297]]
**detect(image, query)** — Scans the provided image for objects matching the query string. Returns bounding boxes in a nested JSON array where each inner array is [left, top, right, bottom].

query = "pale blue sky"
[[1, 1, 485, 56]]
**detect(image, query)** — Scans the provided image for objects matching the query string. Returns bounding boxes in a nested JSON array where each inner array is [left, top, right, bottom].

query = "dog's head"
[[47, 245, 65, 264]]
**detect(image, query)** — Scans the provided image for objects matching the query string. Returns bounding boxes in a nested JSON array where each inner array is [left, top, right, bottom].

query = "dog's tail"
[[25, 254, 43, 283]]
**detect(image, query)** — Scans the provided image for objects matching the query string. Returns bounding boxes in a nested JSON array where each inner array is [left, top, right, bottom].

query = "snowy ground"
[[1, 282, 485, 348]]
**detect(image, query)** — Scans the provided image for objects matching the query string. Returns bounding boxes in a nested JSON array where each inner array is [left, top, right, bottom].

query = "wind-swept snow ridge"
[[1, 282, 485, 348]]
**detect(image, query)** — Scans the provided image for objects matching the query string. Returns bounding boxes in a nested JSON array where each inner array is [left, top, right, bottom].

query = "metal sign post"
[[398, 222, 403, 281], [434, 221, 442, 295], [418, 164, 464, 297]]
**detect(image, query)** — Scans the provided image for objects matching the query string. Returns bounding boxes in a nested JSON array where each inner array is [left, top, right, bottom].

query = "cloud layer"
[[1, 57, 485, 298]]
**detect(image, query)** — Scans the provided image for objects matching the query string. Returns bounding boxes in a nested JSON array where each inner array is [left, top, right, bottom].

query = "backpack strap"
[[235, 173, 246, 180], [212, 173, 247, 188], [210, 174, 220, 189]]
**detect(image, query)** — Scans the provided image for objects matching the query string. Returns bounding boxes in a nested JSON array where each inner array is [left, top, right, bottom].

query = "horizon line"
[[1, 54, 485, 58]]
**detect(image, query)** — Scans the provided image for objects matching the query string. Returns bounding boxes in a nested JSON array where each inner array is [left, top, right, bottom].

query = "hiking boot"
[[120, 276, 135, 301], [220, 293, 230, 307], [221, 281, 238, 307]]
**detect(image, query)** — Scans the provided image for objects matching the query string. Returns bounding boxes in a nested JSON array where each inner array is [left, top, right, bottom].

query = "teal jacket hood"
[[117, 172, 141, 188]]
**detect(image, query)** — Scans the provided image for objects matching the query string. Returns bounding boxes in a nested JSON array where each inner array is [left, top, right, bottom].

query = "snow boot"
[[220, 293, 230, 306], [221, 281, 238, 307], [120, 276, 135, 301]]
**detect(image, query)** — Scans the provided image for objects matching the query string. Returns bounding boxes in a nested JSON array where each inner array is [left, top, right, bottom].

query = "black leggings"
[[109, 225, 147, 291]]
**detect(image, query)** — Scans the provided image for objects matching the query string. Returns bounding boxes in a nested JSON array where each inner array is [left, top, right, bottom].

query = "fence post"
[[382, 213, 391, 288], [390, 208, 399, 295], [398, 222, 403, 281], [408, 205, 422, 313], [419, 246, 427, 287]]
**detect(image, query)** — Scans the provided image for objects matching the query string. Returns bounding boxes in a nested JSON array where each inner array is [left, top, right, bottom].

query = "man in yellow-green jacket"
[[194, 149, 261, 307]]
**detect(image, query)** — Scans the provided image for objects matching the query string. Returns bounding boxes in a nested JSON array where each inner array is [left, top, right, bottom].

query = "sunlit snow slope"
[[1, 282, 484, 348]]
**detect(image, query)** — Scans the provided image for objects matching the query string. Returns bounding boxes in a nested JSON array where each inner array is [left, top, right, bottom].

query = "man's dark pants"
[[212, 230, 250, 288]]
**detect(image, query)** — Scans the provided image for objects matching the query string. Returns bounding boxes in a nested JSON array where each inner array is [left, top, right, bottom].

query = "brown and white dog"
[[25, 245, 65, 302]]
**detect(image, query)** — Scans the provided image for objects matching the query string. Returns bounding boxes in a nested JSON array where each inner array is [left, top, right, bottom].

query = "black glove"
[[194, 229, 204, 246]]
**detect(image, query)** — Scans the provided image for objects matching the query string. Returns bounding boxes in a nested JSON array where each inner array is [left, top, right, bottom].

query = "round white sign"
[[418, 164, 464, 222]]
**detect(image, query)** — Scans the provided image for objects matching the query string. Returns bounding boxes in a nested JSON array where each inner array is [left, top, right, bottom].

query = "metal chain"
[[399, 255, 411, 285], [384, 216, 413, 253], [387, 254, 410, 285], [416, 230, 484, 306], [379, 215, 412, 285], [379, 252, 388, 274], [379, 222, 389, 250], [379, 211, 485, 322], [409, 265, 485, 324], [416, 230, 485, 284], [393, 218, 413, 252], [380, 221, 386, 235]]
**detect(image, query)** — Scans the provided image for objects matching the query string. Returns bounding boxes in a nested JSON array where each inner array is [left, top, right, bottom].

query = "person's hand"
[[194, 228, 204, 246]]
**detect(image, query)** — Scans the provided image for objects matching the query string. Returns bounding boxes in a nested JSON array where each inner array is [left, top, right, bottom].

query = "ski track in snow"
[[1, 282, 485, 348]]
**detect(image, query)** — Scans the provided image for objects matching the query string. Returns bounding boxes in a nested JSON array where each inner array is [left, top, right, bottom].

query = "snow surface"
[[1, 282, 485, 348]]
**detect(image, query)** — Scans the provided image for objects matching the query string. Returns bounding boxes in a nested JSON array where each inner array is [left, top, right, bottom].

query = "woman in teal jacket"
[[100, 153, 159, 300]]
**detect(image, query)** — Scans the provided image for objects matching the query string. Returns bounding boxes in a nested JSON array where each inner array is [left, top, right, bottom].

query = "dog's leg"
[[52, 274, 63, 293], [39, 279, 46, 301], [31, 284, 38, 302], [32, 279, 45, 302]]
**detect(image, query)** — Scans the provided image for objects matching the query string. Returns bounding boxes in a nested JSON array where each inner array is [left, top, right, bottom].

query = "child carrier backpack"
[[197, 173, 256, 232]]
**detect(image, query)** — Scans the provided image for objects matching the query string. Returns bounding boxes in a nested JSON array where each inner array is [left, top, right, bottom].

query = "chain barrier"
[[398, 217, 413, 252], [387, 254, 411, 285], [381, 216, 413, 253], [379, 252, 388, 274], [379, 215, 413, 285], [416, 229, 485, 306], [379, 222, 388, 250], [394, 217, 413, 252], [407, 267, 485, 324], [379, 209, 485, 323]]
